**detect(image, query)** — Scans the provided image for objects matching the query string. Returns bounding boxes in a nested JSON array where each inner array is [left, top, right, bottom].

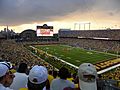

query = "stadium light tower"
[[84, 22, 91, 30], [84, 23, 86, 30], [88, 22, 91, 30], [74, 23, 77, 30], [74, 23, 81, 30], [79, 23, 81, 30], [86, 22, 91, 30], [74, 22, 91, 30]]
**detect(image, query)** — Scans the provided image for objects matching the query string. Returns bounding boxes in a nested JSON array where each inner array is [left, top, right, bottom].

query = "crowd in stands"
[[0, 39, 120, 90], [0, 59, 100, 90], [59, 29, 120, 40], [0, 40, 53, 70], [95, 59, 120, 71], [59, 38, 120, 53], [59, 29, 120, 53], [1, 59, 119, 90], [101, 67, 120, 81]]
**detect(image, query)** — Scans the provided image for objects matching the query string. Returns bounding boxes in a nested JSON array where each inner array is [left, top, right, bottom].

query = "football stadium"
[[0, 24, 120, 90]]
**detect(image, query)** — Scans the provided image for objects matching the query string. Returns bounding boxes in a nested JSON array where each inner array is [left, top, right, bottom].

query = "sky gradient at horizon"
[[0, 0, 120, 33]]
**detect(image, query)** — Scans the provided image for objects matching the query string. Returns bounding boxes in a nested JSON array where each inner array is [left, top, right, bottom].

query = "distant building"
[[0, 33, 6, 39], [19, 28, 58, 42], [19, 29, 37, 41]]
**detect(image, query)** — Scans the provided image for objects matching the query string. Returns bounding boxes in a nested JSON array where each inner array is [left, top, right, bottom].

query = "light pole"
[[74, 22, 91, 30], [74, 23, 77, 30], [88, 22, 91, 30], [79, 23, 81, 30]]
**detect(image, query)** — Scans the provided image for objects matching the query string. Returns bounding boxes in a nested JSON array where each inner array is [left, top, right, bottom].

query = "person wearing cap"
[[0, 63, 15, 90], [50, 67, 75, 90], [19, 65, 48, 90], [78, 63, 98, 90], [10, 62, 28, 90]]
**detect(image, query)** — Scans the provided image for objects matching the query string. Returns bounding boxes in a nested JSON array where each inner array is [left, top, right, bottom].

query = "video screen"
[[36, 25, 53, 36]]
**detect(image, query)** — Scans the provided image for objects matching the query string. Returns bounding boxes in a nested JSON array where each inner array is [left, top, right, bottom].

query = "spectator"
[[0, 63, 14, 90], [50, 67, 75, 90], [78, 63, 97, 90], [96, 74, 105, 90], [10, 63, 28, 90], [107, 77, 117, 86], [48, 70, 54, 84], [20, 65, 48, 90], [72, 73, 79, 89], [47, 70, 54, 90], [53, 71, 58, 79], [67, 72, 74, 82]]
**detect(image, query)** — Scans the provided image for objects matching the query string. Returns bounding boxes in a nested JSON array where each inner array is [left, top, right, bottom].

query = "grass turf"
[[35, 45, 117, 67]]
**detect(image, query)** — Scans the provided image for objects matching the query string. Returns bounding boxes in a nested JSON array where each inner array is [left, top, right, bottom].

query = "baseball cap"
[[0, 63, 9, 77], [28, 65, 48, 84], [0, 61, 12, 69], [78, 63, 97, 90]]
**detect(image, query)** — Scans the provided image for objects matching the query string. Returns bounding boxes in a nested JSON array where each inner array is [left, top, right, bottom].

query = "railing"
[[97, 80, 120, 90]]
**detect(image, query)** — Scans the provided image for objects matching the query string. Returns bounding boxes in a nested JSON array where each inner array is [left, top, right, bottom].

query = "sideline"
[[97, 63, 120, 74], [30, 46, 120, 74]]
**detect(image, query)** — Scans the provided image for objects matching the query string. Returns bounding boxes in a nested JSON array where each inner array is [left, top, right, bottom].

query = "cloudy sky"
[[0, 0, 120, 33]]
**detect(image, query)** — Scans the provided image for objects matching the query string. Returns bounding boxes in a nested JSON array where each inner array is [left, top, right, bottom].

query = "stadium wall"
[[59, 29, 120, 40], [58, 29, 120, 53], [59, 37, 120, 53]]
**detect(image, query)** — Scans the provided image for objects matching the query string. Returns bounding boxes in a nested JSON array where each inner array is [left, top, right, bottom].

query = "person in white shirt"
[[50, 67, 75, 90], [19, 65, 48, 90], [0, 62, 15, 90], [10, 62, 28, 90]]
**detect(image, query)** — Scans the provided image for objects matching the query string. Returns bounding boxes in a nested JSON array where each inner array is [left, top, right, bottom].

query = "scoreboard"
[[36, 24, 53, 36]]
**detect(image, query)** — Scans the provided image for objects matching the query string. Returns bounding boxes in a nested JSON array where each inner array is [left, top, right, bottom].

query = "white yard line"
[[30, 45, 120, 74], [97, 63, 120, 74]]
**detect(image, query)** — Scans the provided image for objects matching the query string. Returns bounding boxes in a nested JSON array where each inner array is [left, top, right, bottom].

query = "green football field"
[[35, 45, 117, 67]]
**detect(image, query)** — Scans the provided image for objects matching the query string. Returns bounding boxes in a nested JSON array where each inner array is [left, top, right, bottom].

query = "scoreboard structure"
[[36, 24, 53, 36]]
